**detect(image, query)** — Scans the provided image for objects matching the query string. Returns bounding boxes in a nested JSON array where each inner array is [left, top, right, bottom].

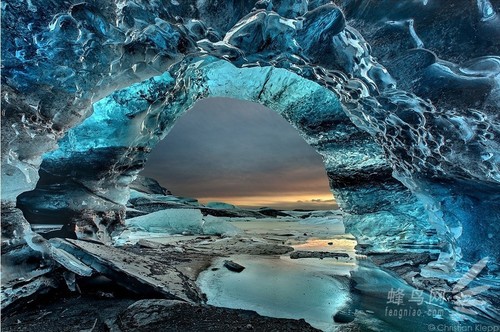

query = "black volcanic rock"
[[290, 251, 350, 260], [113, 299, 321, 332], [223, 260, 246, 273]]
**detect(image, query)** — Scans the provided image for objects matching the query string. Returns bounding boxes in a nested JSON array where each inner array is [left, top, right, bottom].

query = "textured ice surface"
[[125, 208, 240, 236], [2, 0, 499, 309], [201, 215, 241, 236], [126, 209, 203, 233]]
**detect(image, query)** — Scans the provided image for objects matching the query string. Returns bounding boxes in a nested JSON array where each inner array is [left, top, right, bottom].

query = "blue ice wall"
[[3, 0, 499, 274], [21, 57, 441, 258]]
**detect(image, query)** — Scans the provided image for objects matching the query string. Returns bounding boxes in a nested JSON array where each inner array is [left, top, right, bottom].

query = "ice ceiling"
[[1, 0, 499, 307]]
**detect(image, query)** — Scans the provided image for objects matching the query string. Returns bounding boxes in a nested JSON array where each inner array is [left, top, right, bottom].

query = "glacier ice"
[[126, 209, 204, 233], [205, 202, 237, 210], [201, 215, 241, 237], [1, 0, 499, 314], [125, 208, 240, 236]]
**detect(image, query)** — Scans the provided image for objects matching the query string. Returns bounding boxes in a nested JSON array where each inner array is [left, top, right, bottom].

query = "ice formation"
[[124, 208, 240, 236], [1, 0, 499, 313]]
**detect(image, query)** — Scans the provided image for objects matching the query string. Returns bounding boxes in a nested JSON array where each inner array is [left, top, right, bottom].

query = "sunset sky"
[[140, 97, 336, 210]]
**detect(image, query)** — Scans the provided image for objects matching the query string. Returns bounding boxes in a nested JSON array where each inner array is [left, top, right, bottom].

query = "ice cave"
[[1, 0, 499, 331]]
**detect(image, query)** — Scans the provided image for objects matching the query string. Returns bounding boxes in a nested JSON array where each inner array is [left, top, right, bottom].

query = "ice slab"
[[125, 208, 240, 236]]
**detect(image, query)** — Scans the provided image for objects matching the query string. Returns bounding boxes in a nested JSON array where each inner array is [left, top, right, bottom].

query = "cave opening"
[[2, 0, 499, 329], [9, 64, 439, 330], [14, 60, 437, 255], [139, 97, 337, 211]]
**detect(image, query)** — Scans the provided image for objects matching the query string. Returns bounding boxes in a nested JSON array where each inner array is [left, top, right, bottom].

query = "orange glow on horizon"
[[197, 193, 337, 210]]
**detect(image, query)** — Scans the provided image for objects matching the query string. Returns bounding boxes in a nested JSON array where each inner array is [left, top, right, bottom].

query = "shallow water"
[[231, 218, 345, 237], [196, 254, 484, 332], [197, 254, 355, 331], [196, 219, 355, 330], [195, 221, 483, 332], [119, 218, 494, 331]]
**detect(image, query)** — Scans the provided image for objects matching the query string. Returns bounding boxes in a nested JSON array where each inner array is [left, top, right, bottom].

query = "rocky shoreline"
[[1, 223, 335, 332], [3, 296, 322, 332]]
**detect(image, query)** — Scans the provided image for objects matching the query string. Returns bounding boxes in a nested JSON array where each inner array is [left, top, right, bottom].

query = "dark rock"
[[1, 294, 135, 332], [200, 207, 267, 219], [258, 208, 291, 218], [50, 239, 200, 302], [116, 299, 186, 328], [290, 251, 350, 260], [194, 237, 294, 256], [130, 176, 171, 195], [333, 310, 355, 323], [223, 260, 245, 273], [368, 252, 438, 269], [136, 239, 163, 249], [113, 299, 321, 332], [40, 223, 77, 240], [333, 295, 357, 324]]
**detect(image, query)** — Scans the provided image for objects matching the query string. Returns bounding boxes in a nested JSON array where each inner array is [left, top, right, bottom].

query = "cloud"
[[141, 97, 335, 209]]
